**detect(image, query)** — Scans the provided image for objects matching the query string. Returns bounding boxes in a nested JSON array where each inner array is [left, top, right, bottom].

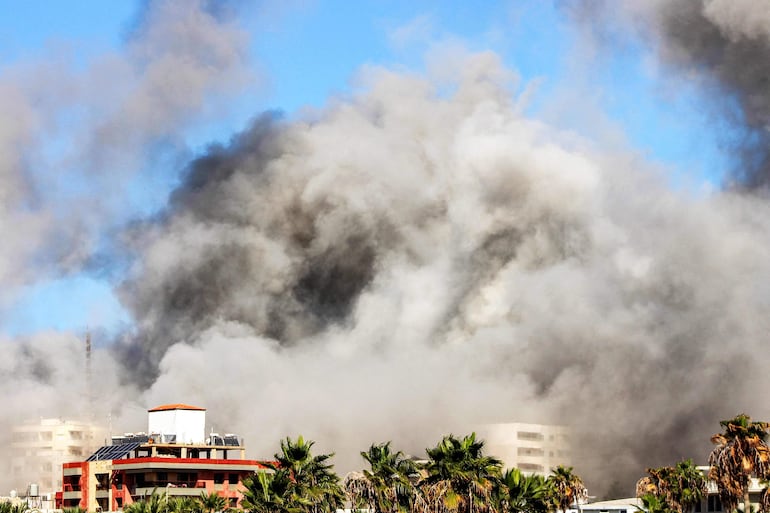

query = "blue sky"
[[0, 0, 728, 337]]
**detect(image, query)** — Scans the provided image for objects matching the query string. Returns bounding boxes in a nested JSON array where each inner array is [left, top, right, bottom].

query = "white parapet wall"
[[147, 404, 206, 444]]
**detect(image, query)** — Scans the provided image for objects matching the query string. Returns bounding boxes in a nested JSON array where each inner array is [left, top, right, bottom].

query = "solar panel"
[[87, 441, 143, 461]]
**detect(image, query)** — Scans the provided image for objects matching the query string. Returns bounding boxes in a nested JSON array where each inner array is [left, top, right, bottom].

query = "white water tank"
[[147, 404, 206, 444]]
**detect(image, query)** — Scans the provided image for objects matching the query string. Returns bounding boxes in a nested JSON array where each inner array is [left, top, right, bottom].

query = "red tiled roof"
[[148, 403, 206, 412]]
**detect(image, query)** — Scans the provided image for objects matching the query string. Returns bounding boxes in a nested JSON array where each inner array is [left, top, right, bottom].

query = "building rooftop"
[[147, 403, 206, 412]]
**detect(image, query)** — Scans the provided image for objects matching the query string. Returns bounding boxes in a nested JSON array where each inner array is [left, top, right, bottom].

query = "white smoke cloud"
[[5, 0, 770, 499], [116, 48, 770, 493]]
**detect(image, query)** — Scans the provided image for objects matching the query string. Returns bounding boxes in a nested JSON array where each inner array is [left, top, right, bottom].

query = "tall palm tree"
[[546, 466, 587, 513], [256, 436, 344, 513], [344, 442, 420, 513], [421, 433, 503, 513], [635, 459, 706, 513], [493, 468, 550, 513], [709, 414, 770, 513]]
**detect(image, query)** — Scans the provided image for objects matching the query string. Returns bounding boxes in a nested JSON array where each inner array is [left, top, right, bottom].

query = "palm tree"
[[344, 442, 420, 513], [421, 433, 503, 513], [546, 466, 587, 513], [252, 436, 344, 513], [197, 491, 228, 513], [635, 459, 706, 513], [709, 414, 770, 513], [167, 496, 199, 513], [638, 493, 674, 513], [123, 491, 169, 513], [493, 468, 550, 513], [242, 468, 301, 513]]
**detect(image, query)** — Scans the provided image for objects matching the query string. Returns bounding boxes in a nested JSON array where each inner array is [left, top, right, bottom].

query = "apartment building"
[[476, 422, 572, 474], [10, 418, 107, 494], [56, 404, 265, 512]]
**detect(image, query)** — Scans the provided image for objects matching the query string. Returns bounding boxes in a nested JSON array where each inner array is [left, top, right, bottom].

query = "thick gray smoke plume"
[[7, 0, 770, 498], [117, 50, 770, 493], [0, 0, 254, 493], [569, 0, 770, 189]]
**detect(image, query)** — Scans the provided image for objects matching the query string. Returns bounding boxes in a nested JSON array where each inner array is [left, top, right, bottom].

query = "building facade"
[[476, 422, 572, 474], [11, 418, 107, 494], [55, 404, 264, 512]]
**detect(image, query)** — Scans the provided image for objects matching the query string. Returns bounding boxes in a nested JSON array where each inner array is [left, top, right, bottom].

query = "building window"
[[708, 496, 721, 512], [518, 463, 544, 472], [228, 474, 239, 485], [517, 432, 544, 441], [157, 472, 168, 484], [214, 473, 225, 484], [517, 447, 544, 457], [695, 500, 702, 512]]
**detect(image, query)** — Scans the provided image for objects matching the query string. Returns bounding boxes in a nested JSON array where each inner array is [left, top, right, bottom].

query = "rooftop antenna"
[[85, 329, 94, 422]]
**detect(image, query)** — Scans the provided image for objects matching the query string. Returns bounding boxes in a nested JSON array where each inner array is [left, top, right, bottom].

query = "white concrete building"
[[476, 422, 572, 474], [10, 418, 107, 495]]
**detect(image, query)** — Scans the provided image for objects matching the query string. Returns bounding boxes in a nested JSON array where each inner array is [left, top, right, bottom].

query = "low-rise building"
[[55, 404, 265, 512]]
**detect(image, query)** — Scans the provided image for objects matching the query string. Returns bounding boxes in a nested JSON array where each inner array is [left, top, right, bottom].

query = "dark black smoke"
[[657, 2, 770, 188], [570, 0, 770, 189], [117, 114, 385, 386]]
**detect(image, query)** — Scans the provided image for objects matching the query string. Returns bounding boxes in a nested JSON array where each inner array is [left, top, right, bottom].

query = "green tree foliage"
[[638, 493, 674, 513], [123, 491, 169, 513], [344, 442, 420, 513], [493, 468, 551, 513], [168, 497, 201, 513], [0, 503, 30, 513], [635, 459, 706, 513], [197, 491, 228, 513], [421, 433, 503, 513], [546, 466, 587, 513], [710, 414, 770, 513], [242, 468, 299, 513], [121, 490, 210, 513], [243, 436, 343, 513]]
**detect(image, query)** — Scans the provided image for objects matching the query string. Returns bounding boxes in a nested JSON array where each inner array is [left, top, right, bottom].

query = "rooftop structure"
[[56, 404, 265, 512]]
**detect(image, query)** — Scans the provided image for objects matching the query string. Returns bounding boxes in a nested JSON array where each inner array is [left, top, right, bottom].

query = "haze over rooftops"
[[148, 403, 206, 412]]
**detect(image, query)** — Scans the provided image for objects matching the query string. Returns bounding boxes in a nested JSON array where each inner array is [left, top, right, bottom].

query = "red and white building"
[[55, 404, 265, 512]]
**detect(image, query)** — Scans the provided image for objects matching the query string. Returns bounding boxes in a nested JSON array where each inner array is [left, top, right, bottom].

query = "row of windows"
[[516, 448, 571, 458], [518, 463, 544, 472], [134, 472, 241, 487], [12, 430, 92, 443], [515, 432, 570, 442]]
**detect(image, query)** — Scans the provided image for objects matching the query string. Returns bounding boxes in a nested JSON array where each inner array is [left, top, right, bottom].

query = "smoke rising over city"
[[2, 0, 770, 497]]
